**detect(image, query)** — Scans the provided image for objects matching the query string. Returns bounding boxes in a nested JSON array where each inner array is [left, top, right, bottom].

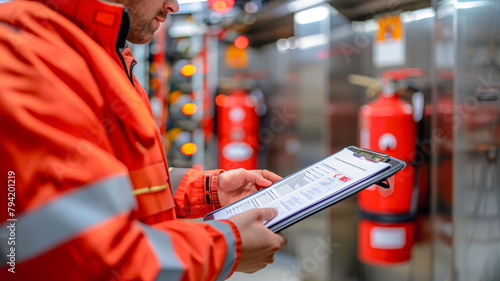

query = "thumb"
[[254, 208, 279, 222]]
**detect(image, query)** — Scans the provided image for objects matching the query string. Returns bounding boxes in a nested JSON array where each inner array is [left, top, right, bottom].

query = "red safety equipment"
[[0, 1, 240, 280], [358, 68, 424, 214], [217, 89, 259, 170], [356, 68, 425, 265]]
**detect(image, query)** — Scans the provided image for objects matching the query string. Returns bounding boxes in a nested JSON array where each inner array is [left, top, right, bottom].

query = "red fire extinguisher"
[[354, 68, 425, 265], [216, 88, 259, 170]]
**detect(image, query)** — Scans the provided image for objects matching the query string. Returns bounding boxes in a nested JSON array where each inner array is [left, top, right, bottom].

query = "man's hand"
[[217, 169, 282, 207], [229, 208, 287, 273]]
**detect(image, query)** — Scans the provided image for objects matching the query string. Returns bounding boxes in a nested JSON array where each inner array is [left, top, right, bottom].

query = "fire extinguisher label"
[[370, 226, 406, 249], [378, 133, 397, 151], [222, 142, 253, 161], [228, 107, 246, 122]]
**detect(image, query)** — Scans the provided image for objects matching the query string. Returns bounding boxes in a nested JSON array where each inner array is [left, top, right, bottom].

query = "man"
[[0, 0, 286, 280]]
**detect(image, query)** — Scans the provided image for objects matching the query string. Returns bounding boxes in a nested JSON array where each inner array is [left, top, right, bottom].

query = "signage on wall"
[[374, 15, 406, 67], [225, 45, 249, 69]]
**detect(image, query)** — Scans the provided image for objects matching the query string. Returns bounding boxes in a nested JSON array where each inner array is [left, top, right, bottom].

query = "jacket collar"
[[34, 0, 130, 55]]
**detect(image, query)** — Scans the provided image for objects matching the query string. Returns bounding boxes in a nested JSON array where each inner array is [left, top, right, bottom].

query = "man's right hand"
[[229, 208, 287, 273]]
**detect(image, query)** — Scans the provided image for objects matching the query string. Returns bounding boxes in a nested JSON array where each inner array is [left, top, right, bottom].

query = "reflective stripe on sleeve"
[[0, 174, 136, 264], [139, 223, 184, 281], [168, 167, 190, 194], [138, 221, 237, 281], [205, 220, 238, 281]]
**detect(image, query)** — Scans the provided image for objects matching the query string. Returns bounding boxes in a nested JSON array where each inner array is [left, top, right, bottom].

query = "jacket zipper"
[[116, 8, 134, 86], [129, 60, 137, 85]]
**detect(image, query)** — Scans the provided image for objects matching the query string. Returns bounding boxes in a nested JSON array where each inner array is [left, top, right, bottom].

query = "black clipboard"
[[204, 146, 406, 233]]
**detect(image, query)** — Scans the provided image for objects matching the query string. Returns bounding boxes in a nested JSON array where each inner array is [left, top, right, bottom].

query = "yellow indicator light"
[[181, 142, 197, 156], [180, 64, 197, 77], [181, 103, 198, 116]]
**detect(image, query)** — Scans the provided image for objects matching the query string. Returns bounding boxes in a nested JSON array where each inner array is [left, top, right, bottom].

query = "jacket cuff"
[[209, 169, 224, 210], [220, 219, 242, 279]]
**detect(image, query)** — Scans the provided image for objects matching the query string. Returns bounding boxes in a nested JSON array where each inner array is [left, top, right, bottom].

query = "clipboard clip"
[[353, 148, 390, 163], [374, 179, 391, 189]]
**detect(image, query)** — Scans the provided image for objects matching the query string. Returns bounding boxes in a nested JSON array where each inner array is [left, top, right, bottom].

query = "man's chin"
[[127, 34, 154, 45], [128, 40, 152, 45]]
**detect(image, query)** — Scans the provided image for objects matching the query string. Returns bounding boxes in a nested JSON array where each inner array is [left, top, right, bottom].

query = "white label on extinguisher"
[[370, 227, 406, 249], [378, 133, 397, 151], [223, 142, 253, 161], [228, 107, 246, 122]]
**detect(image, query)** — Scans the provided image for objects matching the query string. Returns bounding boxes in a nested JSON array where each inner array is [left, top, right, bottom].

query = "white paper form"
[[211, 148, 391, 227]]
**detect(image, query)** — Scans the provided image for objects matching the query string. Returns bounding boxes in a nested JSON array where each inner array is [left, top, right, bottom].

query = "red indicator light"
[[208, 0, 235, 14], [234, 35, 249, 49], [215, 94, 228, 106]]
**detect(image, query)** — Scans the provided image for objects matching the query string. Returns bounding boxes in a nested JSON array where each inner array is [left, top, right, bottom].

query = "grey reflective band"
[[139, 221, 237, 281], [205, 220, 238, 281], [0, 174, 136, 263], [140, 223, 184, 281], [168, 168, 190, 194]]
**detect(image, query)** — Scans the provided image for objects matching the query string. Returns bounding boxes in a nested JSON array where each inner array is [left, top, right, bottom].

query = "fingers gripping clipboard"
[[204, 146, 406, 233]]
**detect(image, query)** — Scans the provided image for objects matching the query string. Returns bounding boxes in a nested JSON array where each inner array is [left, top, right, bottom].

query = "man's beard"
[[128, 19, 155, 44], [126, 5, 168, 44]]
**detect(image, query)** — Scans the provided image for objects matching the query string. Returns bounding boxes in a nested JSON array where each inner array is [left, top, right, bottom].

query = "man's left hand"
[[217, 169, 282, 207]]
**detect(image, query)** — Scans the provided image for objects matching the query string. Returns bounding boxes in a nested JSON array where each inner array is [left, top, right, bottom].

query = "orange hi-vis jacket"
[[0, 0, 241, 280]]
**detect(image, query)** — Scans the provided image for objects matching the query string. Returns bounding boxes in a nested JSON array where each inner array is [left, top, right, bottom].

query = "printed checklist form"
[[205, 148, 398, 231]]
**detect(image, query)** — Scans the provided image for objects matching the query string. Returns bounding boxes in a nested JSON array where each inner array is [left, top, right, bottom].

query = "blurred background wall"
[[129, 0, 500, 280]]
